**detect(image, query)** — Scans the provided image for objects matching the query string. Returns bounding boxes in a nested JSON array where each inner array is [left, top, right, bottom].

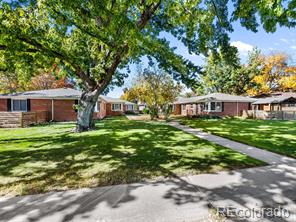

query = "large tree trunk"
[[76, 88, 100, 132]]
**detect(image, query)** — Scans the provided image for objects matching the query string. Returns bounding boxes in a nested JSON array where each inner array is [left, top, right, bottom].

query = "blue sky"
[[107, 22, 296, 98]]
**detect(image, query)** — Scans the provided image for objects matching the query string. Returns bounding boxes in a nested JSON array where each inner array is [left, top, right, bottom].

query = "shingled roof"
[[253, 95, 296, 104], [0, 88, 81, 99], [175, 93, 256, 104], [0, 88, 136, 105]]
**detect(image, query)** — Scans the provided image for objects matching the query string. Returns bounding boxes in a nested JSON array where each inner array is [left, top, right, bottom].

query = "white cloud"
[[280, 38, 289, 44], [230, 41, 254, 55], [291, 46, 296, 49]]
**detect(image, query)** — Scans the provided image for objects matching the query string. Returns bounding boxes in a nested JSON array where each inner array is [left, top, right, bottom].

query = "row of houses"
[[0, 88, 295, 127], [0, 88, 137, 124], [171, 92, 296, 117]]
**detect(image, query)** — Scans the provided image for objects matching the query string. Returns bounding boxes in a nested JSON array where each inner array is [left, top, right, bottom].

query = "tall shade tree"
[[247, 53, 296, 96], [196, 48, 263, 95], [1, 0, 295, 131]]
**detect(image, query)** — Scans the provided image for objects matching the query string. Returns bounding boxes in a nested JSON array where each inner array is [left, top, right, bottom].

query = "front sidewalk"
[[168, 121, 295, 165], [1, 162, 296, 222]]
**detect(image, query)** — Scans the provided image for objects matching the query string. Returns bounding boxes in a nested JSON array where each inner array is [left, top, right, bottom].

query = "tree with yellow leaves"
[[247, 53, 296, 96]]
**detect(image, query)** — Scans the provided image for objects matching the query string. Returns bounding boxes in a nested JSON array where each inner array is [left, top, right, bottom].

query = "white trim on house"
[[126, 104, 134, 111], [172, 104, 176, 112], [94, 102, 100, 112], [204, 101, 222, 112], [112, 103, 122, 111]]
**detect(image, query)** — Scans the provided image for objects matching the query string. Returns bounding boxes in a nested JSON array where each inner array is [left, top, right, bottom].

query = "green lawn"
[[0, 117, 263, 196], [179, 118, 296, 158]]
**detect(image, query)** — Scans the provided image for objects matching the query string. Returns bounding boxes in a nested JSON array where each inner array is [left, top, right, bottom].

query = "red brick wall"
[[106, 103, 125, 116], [31, 99, 52, 119], [1, 98, 132, 122], [172, 104, 181, 115], [213, 102, 250, 116], [53, 100, 77, 121], [0, 99, 7, 111], [93, 101, 107, 119], [181, 102, 250, 117]]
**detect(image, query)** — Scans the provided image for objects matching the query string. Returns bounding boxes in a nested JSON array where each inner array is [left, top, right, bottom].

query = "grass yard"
[[179, 118, 296, 158], [0, 117, 263, 196]]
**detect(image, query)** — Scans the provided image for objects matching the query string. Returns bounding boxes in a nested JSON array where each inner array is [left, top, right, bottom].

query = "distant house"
[[172, 93, 256, 117], [0, 88, 137, 127], [96, 96, 137, 119], [252, 92, 296, 111]]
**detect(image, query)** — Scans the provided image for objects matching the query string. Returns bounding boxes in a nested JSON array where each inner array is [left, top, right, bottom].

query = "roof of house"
[[175, 93, 256, 104], [0, 88, 135, 105], [124, 101, 136, 105], [253, 92, 296, 98], [99, 96, 126, 103], [0, 88, 81, 99], [253, 95, 296, 105]]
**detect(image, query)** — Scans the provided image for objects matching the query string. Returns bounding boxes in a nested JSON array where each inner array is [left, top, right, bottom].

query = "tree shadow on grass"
[[0, 119, 280, 221], [0, 119, 261, 196], [181, 118, 296, 158]]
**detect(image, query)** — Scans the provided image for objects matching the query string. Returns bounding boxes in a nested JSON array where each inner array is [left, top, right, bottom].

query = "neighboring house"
[[96, 96, 137, 119], [125, 101, 138, 113], [172, 93, 256, 117], [138, 103, 147, 113], [0, 88, 137, 126], [252, 93, 296, 111], [242, 93, 296, 120], [0, 88, 81, 122]]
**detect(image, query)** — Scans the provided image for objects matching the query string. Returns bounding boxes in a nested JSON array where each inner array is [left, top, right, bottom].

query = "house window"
[[210, 102, 216, 111], [287, 104, 296, 107], [205, 102, 222, 112], [12, 99, 27, 111], [182, 105, 186, 110], [112, 103, 122, 111], [126, 104, 134, 110], [172, 104, 176, 112]]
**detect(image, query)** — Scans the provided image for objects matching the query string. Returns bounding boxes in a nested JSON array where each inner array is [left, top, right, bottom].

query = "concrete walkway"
[[1, 122, 296, 222], [1, 162, 296, 222], [168, 121, 295, 165]]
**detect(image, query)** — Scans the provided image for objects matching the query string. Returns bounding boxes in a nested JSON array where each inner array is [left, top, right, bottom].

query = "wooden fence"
[[0, 111, 49, 128], [242, 110, 296, 120]]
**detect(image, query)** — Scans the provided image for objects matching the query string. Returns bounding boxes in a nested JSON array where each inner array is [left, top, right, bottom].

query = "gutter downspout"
[[236, 101, 239, 116]]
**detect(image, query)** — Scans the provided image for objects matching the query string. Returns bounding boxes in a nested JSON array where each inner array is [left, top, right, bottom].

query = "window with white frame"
[[112, 103, 122, 111], [172, 104, 176, 112], [287, 103, 296, 107], [182, 104, 186, 110], [126, 104, 134, 110], [12, 99, 27, 111], [204, 102, 222, 112]]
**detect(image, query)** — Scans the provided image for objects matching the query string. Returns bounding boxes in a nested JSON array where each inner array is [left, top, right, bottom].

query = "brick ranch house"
[[172, 93, 256, 117], [0, 88, 137, 127], [244, 92, 296, 120], [252, 92, 296, 111]]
